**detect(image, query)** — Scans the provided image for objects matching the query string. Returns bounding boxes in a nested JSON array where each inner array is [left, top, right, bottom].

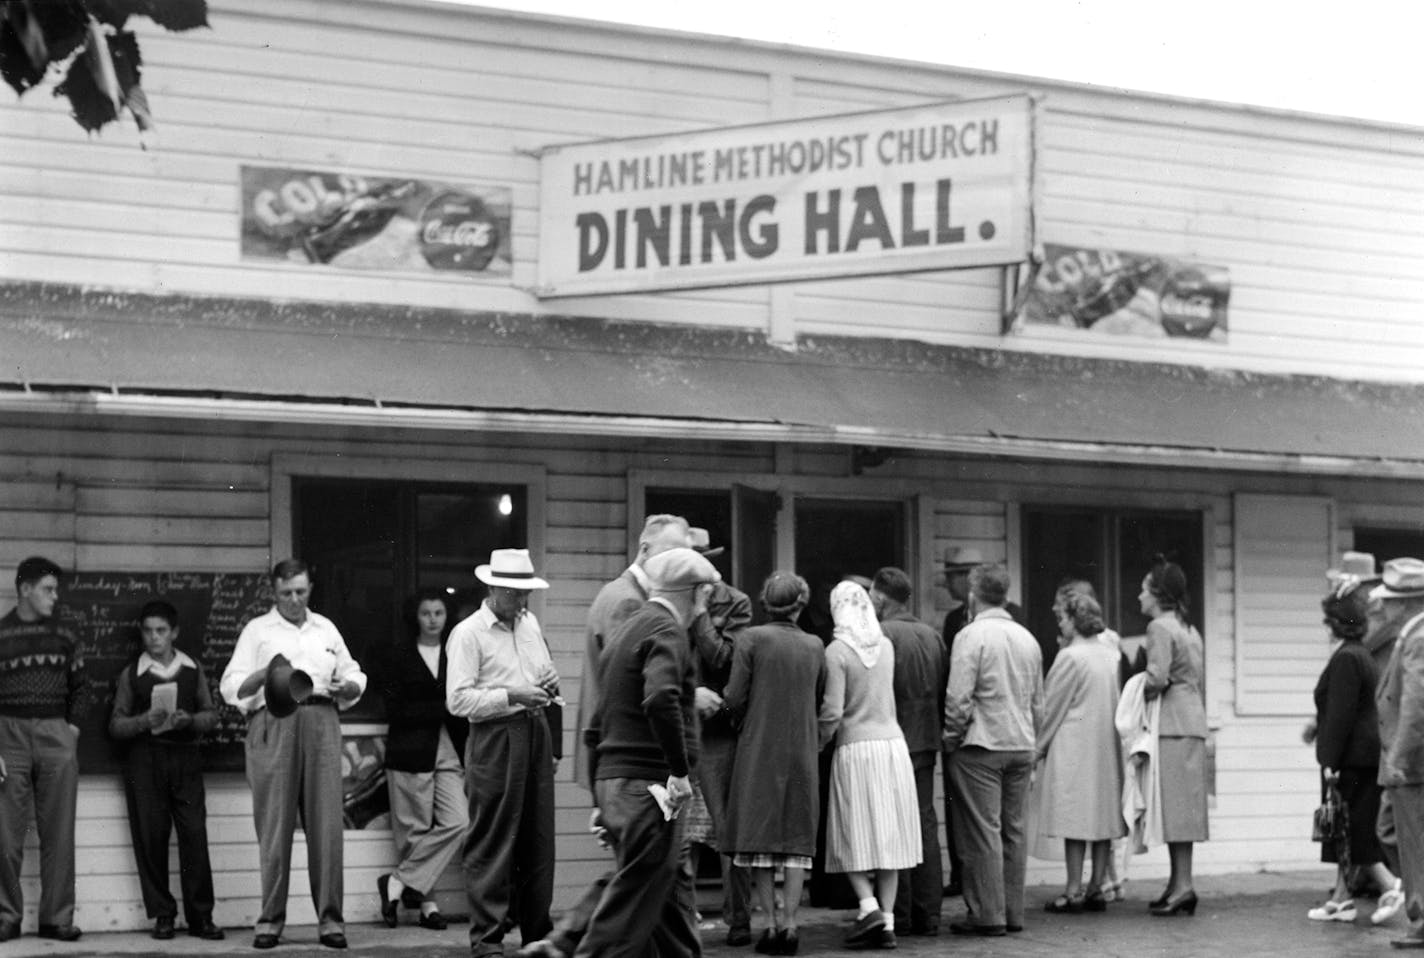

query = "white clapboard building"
[[2, 0, 1423, 932]]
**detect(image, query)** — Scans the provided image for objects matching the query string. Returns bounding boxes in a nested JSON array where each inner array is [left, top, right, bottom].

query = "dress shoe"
[[777, 929, 799, 956], [377, 873, 400, 928], [253, 932, 279, 949], [319, 931, 349, 949], [726, 926, 753, 947], [1148, 888, 1171, 909], [844, 910, 887, 948], [0, 921, 20, 943], [1391, 936, 1424, 949], [1149, 889, 1198, 917], [1083, 890, 1108, 912], [754, 929, 779, 954], [190, 920, 226, 940], [37, 924, 83, 942], [948, 920, 1005, 936], [941, 880, 962, 898], [418, 910, 449, 930], [874, 928, 897, 949], [153, 916, 176, 940], [517, 940, 567, 958], [1006, 923, 1024, 933]]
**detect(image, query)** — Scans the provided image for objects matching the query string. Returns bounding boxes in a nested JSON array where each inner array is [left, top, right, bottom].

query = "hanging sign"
[[536, 94, 1033, 297], [1011, 242, 1231, 341]]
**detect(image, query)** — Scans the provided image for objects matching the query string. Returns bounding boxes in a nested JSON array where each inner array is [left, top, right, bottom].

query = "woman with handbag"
[[1306, 568, 1403, 924], [374, 589, 470, 929]]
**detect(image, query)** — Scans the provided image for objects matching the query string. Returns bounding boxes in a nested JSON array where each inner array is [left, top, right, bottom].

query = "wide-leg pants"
[[463, 711, 555, 953], [122, 739, 216, 925], [246, 704, 345, 938], [949, 747, 1032, 930], [0, 716, 77, 929], [388, 727, 468, 898]]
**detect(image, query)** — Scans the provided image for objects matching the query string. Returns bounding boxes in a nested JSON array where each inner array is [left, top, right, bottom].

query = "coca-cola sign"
[[240, 165, 511, 276], [1010, 242, 1230, 341]]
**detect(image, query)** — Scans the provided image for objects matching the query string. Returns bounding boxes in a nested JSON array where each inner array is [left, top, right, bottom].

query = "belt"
[[299, 696, 336, 708]]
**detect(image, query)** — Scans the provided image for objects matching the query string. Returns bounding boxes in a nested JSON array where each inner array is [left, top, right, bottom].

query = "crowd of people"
[[4, 529, 1424, 953]]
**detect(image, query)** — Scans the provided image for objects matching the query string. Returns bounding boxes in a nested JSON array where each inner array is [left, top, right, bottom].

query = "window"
[[1021, 506, 1204, 671], [1353, 528, 1424, 569], [293, 478, 528, 721]]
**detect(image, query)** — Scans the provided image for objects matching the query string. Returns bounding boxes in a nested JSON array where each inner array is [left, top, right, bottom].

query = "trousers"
[[895, 750, 943, 931], [246, 704, 345, 937], [949, 747, 1032, 929], [0, 716, 77, 928], [121, 740, 216, 925]]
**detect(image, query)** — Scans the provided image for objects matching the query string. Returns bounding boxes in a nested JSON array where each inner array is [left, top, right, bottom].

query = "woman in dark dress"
[[374, 589, 470, 928], [723, 572, 827, 956], [1306, 574, 1403, 924]]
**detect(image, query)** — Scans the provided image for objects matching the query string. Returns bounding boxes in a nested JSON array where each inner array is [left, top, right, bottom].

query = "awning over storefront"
[[3, 281, 1422, 474]]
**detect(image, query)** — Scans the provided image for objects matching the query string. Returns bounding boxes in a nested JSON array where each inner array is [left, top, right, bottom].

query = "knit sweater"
[[590, 602, 699, 781], [0, 609, 86, 725]]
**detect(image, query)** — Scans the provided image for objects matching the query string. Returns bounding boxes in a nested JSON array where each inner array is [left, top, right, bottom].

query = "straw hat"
[[475, 549, 550, 590]]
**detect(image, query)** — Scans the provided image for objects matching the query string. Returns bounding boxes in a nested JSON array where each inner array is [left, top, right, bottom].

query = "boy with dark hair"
[[0, 555, 85, 943], [109, 599, 225, 941]]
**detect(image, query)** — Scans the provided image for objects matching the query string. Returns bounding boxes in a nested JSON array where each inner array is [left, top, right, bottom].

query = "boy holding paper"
[[109, 600, 225, 942]]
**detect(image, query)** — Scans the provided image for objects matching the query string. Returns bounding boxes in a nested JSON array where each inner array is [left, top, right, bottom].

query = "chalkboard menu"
[[58, 572, 272, 774]]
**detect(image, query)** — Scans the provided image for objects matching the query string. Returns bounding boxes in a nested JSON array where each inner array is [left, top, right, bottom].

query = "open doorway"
[[793, 497, 906, 642]]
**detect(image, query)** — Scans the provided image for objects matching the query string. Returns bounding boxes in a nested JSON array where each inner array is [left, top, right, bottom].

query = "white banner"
[[536, 94, 1034, 297]]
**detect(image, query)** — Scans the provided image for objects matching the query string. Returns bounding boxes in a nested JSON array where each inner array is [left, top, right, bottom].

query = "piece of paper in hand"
[[150, 681, 179, 734], [647, 783, 677, 821]]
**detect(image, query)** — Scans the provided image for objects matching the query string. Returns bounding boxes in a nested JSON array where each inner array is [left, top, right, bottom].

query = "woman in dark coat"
[[723, 572, 827, 956], [1306, 575, 1403, 924], [374, 589, 470, 929]]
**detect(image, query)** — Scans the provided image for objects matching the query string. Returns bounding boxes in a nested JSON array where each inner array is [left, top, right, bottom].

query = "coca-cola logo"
[[419, 192, 500, 271]]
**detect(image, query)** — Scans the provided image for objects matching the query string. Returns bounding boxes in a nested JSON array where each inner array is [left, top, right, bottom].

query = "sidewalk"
[[1, 869, 1407, 958]]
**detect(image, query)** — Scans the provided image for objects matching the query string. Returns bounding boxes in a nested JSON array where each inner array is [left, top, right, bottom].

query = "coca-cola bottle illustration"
[[300, 180, 417, 264]]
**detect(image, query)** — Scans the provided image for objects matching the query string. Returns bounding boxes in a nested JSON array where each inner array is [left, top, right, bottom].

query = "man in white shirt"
[[447, 549, 560, 958], [220, 559, 366, 951]]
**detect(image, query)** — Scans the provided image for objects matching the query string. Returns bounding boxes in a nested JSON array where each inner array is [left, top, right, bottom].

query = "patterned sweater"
[[0, 609, 86, 725]]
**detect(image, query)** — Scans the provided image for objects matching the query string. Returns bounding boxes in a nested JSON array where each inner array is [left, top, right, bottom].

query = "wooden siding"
[[1233, 494, 1335, 715], [1, 0, 1422, 385]]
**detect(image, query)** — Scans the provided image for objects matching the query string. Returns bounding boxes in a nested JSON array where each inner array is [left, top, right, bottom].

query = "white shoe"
[[1307, 899, 1357, 922], [1374, 880, 1405, 925]]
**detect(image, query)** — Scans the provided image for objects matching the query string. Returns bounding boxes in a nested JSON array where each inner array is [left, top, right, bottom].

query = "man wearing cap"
[[447, 549, 560, 958], [572, 547, 720, 958], [220, 558, 367, 951], [686, 528, 755, 946], [871, 567, 946, 936], [1372, 558, 1424, 949]]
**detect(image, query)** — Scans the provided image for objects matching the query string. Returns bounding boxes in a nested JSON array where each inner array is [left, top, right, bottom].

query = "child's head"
[[138, 600, 180, 662]]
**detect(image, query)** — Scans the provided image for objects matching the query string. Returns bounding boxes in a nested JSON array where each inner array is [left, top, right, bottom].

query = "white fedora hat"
[[475, 548, 549, 590]]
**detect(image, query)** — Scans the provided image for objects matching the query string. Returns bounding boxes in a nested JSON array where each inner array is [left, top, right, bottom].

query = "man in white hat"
[[447, 549, 560, 958], [1372, 558, 1424, 949], [572, 547, 721, 958]]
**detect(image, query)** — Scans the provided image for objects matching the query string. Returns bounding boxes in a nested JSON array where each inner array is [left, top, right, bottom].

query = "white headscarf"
[[830, 580, 885, 668]]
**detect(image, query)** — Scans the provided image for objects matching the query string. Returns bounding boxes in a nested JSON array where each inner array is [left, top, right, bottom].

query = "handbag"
[[1312, 783, 1349, 844]]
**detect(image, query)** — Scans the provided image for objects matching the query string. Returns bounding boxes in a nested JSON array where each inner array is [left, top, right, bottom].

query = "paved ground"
[[1, 869, 1413, 958]]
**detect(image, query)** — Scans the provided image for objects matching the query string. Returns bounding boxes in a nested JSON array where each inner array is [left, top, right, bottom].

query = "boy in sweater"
[[0, 556, 85, 943], [109, 599, 225, 942]]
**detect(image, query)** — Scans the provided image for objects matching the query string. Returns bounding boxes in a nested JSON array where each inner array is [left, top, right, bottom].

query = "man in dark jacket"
[[571, 547, 720, 958], [872, 567, 947, 936]]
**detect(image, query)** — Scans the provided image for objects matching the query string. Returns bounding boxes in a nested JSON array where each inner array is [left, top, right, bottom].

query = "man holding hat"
[[572, 547, 721, 958], [447, 549, 560, 958], [220, 558, 366, 950], [1372, 558, 1424, 949]]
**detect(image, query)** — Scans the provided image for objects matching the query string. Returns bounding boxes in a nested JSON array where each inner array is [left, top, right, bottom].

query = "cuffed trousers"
[[949, 747, 1032, 930], [122, 740, 215, 926], [246, 704, 345, 938], [0, 716, 77, 929]]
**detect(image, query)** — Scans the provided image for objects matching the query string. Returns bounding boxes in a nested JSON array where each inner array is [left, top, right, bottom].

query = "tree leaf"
[[28, 0, 88, 64], [145, 0, 209, 32], [125, 80, 153, 131], [108, 28, 142, 92], [0, 18, 46, 95], [55, 48, 119, 132]]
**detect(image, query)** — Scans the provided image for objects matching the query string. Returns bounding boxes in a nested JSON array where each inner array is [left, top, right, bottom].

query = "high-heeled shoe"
[[1149, 889, 1198, 917], [1147, 888, 1171, 909]]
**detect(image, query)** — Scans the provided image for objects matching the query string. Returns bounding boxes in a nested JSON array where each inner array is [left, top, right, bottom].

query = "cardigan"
[[375, 638, 468, 773]]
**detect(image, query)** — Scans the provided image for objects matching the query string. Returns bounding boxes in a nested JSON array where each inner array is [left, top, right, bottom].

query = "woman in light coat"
[[1035, 590, 1125, 913]]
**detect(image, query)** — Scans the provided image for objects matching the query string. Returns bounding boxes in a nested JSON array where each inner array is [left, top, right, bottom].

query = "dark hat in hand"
[[264, 653, 314, 718]]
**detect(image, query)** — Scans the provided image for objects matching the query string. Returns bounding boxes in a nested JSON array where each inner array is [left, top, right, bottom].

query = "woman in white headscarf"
[[818, 580, 922, 950]]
